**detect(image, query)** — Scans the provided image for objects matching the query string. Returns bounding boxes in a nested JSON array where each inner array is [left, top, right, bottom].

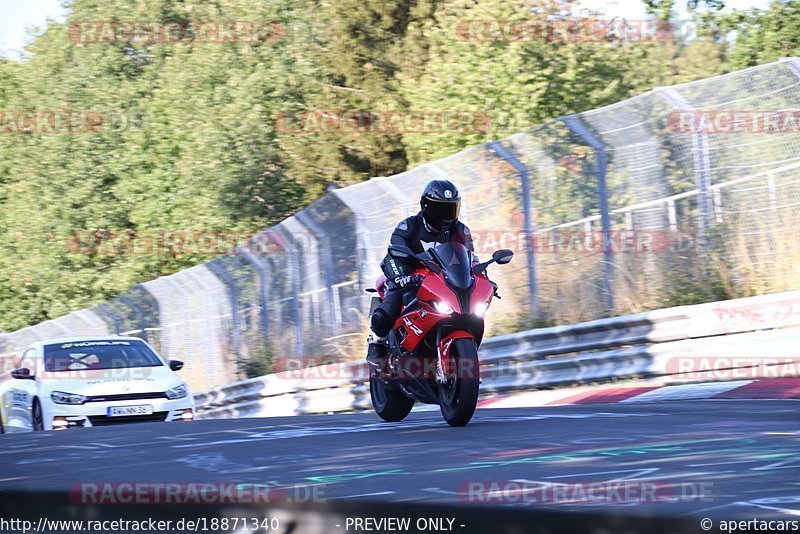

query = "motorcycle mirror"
[[493, 249, 514, 265]]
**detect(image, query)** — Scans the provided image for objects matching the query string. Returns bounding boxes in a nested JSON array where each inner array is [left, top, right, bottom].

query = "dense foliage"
[[0, 0, 798, 331]]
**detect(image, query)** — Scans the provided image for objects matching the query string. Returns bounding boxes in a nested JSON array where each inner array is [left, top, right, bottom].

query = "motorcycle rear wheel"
[[438, 338, 480, 427], [370, 373, 414, 422]]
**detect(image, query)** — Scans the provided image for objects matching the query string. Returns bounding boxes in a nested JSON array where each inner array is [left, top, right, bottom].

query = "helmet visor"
[[423, 198, 460, 230]]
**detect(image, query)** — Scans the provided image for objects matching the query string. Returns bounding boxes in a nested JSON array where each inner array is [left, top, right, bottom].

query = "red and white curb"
[[477, 378, 800, 409]]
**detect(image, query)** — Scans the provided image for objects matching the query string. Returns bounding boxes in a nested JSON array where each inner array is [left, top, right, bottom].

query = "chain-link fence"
[[3, 58, 800, 390]]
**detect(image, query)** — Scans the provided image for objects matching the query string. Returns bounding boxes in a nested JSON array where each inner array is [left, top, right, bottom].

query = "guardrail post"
[[207, 260, 241, 364], [559, 115, 614, 313], [486, 141, 540, 318]]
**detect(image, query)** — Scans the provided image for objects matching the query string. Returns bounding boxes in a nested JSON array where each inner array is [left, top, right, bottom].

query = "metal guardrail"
[[194, 290, 800, 419]]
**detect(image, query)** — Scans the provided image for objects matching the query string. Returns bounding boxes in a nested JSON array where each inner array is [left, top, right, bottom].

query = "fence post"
[[295, 211, 337, 337], [780, 57, 800, 78], [657, 87, 712, 258], [559, 115, 614, 314], [207, 260, 241, 363], [486, 140, 540, 318], [94, 303, 122, 335], [117, 295, 147, 341], [75, 309, 111, 335], [238, 241, 270, 341], [276, 226, 305, 359]]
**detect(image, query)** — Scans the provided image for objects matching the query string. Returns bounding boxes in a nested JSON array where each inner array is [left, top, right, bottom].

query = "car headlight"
[[51, 391, 87, 405], [433, 301, 455, 315], [165, 384, 188, 400], [474, 301, 491, 317]]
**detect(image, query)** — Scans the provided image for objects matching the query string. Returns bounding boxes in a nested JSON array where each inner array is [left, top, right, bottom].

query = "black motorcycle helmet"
[[420, 179, 461, 232]]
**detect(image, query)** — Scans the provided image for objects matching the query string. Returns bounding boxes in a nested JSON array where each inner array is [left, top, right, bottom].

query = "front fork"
[[436, 329, 473, 384], [435, 328, 448, 384]]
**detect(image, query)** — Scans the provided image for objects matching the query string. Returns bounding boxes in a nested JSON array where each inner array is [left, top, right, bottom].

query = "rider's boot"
[[366, 335, 389, 371]]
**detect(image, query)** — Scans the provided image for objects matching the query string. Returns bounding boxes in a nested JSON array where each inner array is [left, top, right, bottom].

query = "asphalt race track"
[[1, 400, 799, 524]]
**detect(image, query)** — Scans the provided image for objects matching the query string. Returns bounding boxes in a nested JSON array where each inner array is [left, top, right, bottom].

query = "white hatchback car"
[[0, 336, 194, 432]]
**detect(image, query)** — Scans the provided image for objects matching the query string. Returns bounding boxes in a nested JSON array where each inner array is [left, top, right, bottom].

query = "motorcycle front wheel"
[[370, 372, 414, 422], [438, 338, 480, 427]]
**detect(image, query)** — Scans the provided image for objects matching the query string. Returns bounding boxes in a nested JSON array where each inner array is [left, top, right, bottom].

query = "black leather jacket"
[[380, 212, 475, 279]]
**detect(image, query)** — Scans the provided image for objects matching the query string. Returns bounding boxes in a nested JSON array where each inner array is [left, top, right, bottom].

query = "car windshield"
[[431, 242, 473, 289], [43, 340, 163, 372]]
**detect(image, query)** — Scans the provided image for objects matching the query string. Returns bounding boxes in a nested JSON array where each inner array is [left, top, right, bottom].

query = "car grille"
[[86, 392, 167, 402], [87, 412, 169, 426]]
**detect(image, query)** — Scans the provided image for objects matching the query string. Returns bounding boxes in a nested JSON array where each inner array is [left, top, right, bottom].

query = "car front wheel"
[[31, 399, 44, 431]]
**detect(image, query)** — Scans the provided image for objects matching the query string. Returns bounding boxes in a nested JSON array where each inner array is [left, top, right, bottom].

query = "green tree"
[[0, 0, 314, 330], [399, 0, 679, 165], [720, 0, 800, 69], [277, 0, 436, 191]]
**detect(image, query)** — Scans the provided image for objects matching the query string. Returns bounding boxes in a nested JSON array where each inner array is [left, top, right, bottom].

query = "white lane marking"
[[620, 381, 753, 403], [421, 488, 458, 496], [392, 497, 435, 503], [0, 445, 99, 455], [333, 491, 396, 499], [544, 468, 660, 481], [157, 435, 205, 441], [688, 459, 767, 467], [683, 502, 742, 516], [736, 501, 800, 516], [173, 412, 664, 449], [752, 459, 800, 471]]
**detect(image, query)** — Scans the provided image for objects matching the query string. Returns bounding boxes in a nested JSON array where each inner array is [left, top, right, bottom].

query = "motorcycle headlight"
[[474, 301, 491, 317], [165, 384, 188, 400], [51, 391, 87, 405], [433, 301, 455, 315]]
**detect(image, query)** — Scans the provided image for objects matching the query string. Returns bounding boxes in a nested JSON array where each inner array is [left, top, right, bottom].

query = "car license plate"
[[107, 405, 153, 417]]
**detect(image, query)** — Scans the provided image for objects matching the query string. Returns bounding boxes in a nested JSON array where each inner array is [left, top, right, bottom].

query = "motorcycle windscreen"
[[432, 242, 473, 289]]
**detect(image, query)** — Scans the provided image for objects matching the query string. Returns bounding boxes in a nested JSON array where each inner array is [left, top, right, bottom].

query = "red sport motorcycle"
[[367, 242, 513, 427]]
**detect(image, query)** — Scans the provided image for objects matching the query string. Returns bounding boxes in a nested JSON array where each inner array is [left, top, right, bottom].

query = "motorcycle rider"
[[366, 179, 475, 369]]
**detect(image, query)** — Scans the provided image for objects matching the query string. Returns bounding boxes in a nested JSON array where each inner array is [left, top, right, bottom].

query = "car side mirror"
[[11, 368, 33, 380], [493, 249, 514, 265], [169, 360, 184, 371]]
